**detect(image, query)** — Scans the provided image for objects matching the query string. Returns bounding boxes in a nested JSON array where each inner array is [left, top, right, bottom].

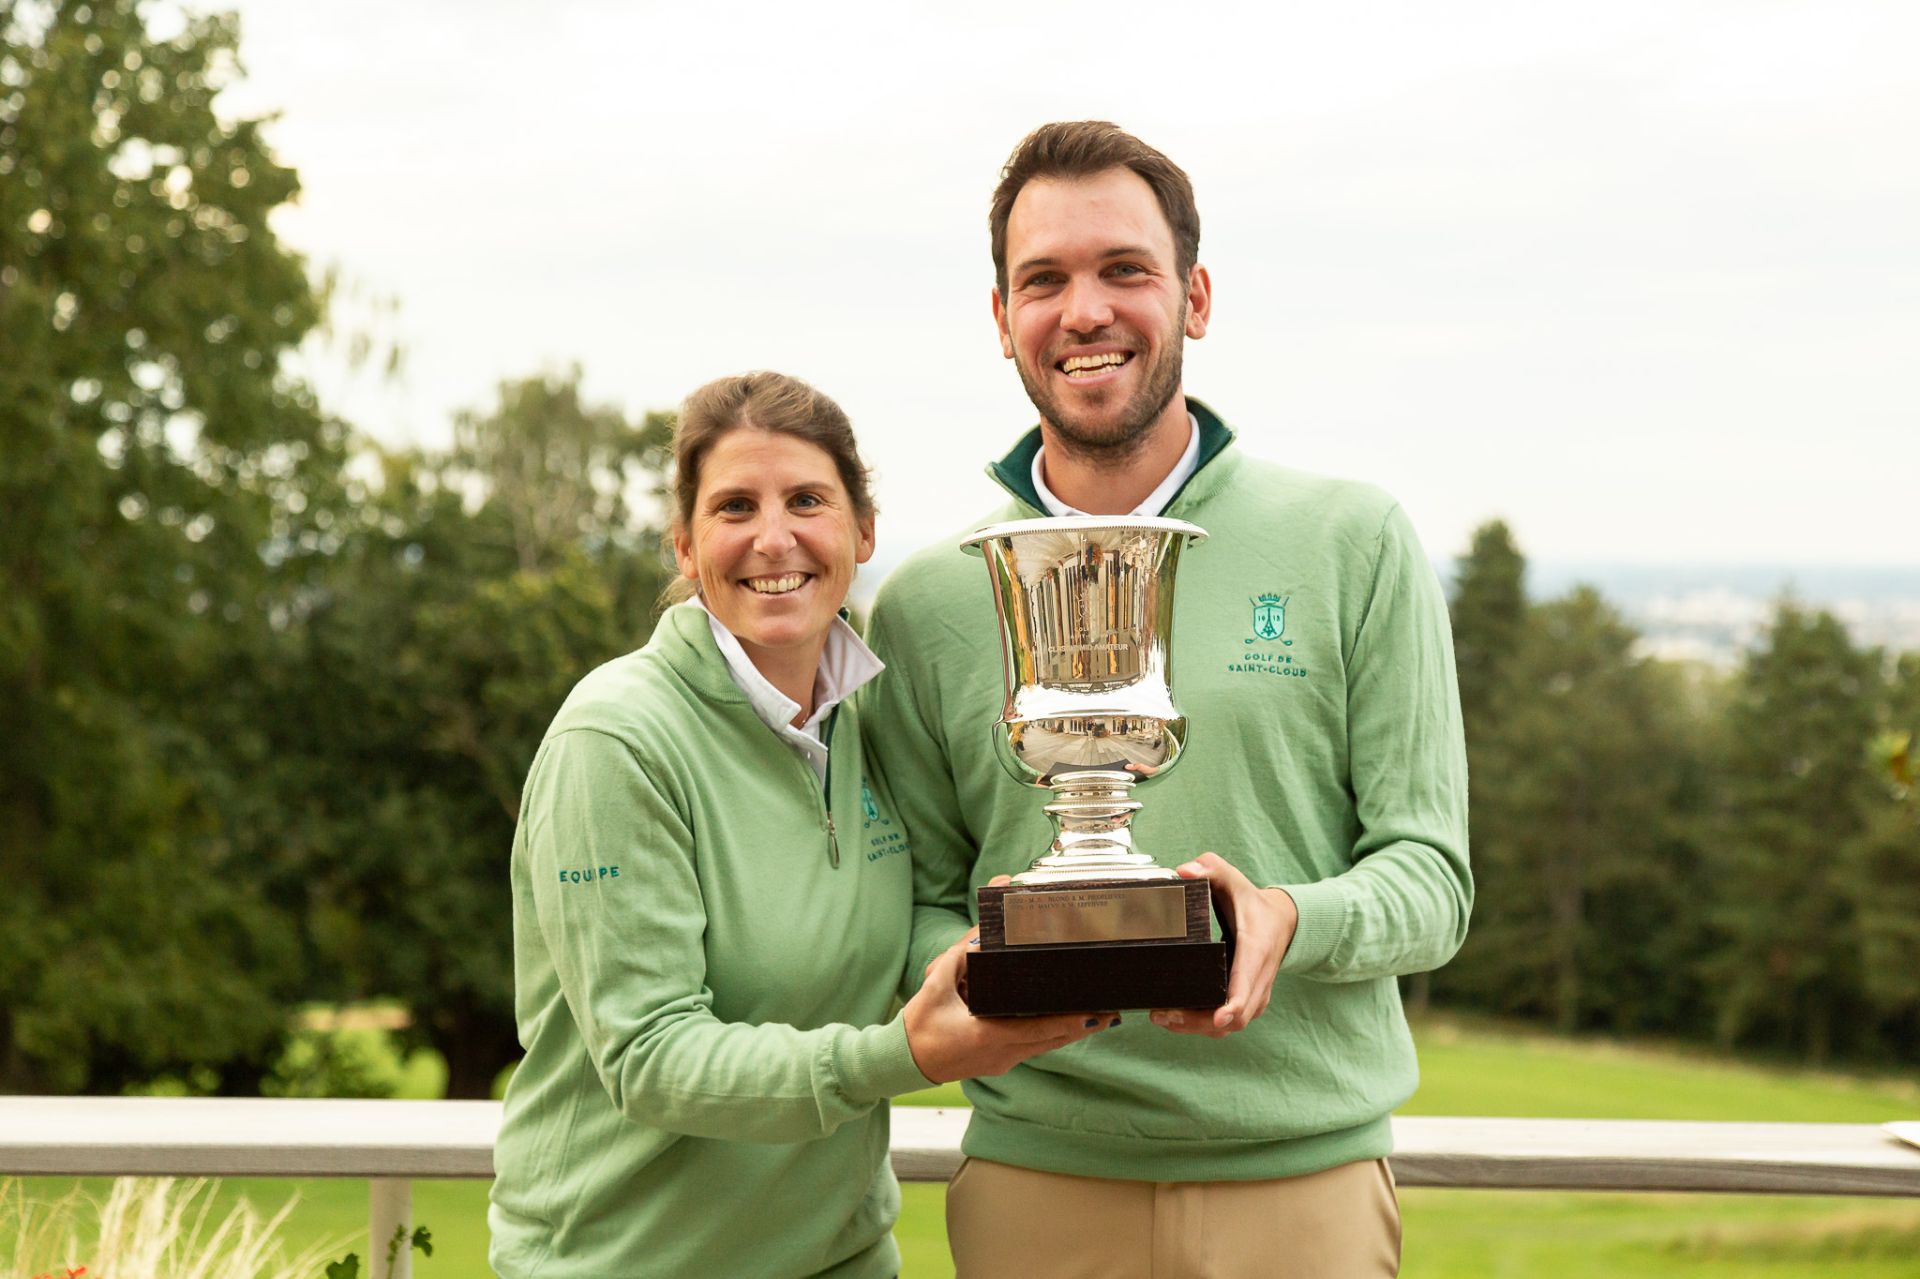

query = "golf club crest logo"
[[1248, 593, 1292, 646], [860, 779, 907, 862]]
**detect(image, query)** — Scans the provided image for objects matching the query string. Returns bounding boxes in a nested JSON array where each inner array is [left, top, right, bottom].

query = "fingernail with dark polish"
[[967, 938, 979, 946], [1084, 1017, 1101, 1028], [1109, 1016, 1123, 1027]]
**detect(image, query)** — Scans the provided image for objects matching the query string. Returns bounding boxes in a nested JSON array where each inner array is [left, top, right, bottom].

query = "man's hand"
[[1150, 852, 1298, 1036]]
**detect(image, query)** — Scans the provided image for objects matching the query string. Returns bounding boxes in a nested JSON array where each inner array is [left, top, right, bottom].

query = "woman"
[[488, 371, 1110, 1279]]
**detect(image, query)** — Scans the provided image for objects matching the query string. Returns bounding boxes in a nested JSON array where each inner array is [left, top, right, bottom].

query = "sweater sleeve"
[[522, 727, 931, 1142], [862, 594, 977, 995], [1276, 503, 1474, 981]]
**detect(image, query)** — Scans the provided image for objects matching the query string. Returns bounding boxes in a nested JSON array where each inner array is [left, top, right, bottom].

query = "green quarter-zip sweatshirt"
[[489, 604, 930, 1279], [862, 399, 1472, 1183]]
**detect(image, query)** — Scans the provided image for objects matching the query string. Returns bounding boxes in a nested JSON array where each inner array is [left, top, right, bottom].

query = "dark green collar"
[[985, 397, 1237, 514]]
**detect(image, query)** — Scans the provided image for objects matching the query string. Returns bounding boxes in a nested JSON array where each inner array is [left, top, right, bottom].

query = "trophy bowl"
[[964, 515, 1205, 884], [960, 516, 1228, 1015]]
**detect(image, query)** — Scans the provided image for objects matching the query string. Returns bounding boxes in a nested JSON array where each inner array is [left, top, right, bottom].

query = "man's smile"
[[1056, 350, 1135, 381]]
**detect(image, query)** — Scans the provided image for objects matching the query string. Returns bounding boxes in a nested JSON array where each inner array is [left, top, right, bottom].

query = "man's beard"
[[1014, 314, 1186, 463]]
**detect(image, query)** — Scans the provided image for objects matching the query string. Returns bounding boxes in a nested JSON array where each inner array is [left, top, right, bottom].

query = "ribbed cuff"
[[1274, 878, 1348, 974], [837, 1015, 936, 1103]]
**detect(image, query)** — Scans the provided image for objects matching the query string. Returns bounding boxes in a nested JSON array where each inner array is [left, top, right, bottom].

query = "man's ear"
[[991, 287, 1014, 359], [1185, 264, 1212, 340]]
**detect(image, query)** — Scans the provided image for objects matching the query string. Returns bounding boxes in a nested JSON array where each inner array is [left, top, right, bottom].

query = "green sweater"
[[489, 604, 930, 1279], [862, 400, 1472, 1183]]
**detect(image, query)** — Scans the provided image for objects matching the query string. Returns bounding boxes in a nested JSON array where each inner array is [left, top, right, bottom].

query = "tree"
[[1426, 521, 1526, 1011], [1841, 652, 1920, 1045], [283, 375, 675, 1097], [1706, 603, 1880, 1062], [448, 369, 672, 579], [1444, 586, 1703, 1032], [0, 0, 343, 1091], [1448, 519, 1528, 739]]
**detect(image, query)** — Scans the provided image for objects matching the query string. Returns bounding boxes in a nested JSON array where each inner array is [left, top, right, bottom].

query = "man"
[[863, 121, 1471, 1278]]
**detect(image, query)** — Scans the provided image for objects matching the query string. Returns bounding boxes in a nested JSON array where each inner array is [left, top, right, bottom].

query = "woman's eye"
[[792, 492, 823, 510], [718, 498, 751, 515]]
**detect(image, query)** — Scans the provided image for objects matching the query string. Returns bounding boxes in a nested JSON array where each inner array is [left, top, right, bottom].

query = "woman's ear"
[[672, 525, 700, 583]]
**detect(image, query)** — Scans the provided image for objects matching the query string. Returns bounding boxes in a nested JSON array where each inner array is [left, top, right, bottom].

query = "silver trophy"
[[963, 516, 1207, 885]]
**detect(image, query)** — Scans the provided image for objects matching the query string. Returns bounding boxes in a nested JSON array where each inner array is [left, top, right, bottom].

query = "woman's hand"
[[1150, 852, 1297, 1037], [903, 935, 1118, 1084]]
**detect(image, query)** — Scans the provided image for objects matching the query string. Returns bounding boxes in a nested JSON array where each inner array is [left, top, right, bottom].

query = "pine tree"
[[1707, 603, 1879, 1062]]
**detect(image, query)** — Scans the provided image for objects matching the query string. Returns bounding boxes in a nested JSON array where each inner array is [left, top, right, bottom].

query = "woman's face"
[[673, 428, 875, 662]]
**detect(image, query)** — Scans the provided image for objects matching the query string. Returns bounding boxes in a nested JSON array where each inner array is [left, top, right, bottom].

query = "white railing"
[[3, 1099, 1918, 1276]]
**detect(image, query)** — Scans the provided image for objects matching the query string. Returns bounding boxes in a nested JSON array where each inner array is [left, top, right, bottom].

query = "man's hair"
[[989, 121, 1200, 299]]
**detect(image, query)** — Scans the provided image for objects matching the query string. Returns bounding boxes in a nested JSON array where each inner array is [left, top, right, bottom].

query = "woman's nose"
[[752, 512, 798, 557]]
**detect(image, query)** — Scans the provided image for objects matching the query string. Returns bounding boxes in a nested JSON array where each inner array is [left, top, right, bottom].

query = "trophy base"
[[966, 878, 1231, 1017]]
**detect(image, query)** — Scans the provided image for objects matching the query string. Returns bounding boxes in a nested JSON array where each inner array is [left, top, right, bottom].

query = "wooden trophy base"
[[966, 877, 1230, 1017]]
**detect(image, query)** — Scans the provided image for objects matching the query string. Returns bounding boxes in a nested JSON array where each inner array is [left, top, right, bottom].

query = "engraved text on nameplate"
[[1002, 884, 1188, 946]]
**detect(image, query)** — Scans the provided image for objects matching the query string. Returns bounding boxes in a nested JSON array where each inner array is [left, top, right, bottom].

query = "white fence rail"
[[4, 1099, 1918, 1275]]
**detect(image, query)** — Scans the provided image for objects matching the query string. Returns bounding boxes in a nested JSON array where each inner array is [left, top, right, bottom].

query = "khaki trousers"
[[945, 1156, 1400, 1279]]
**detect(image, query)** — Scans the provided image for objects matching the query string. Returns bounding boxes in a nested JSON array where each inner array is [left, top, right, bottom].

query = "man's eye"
[[1023, 272, 1061, 289], [1109, 263, 1143, 277]]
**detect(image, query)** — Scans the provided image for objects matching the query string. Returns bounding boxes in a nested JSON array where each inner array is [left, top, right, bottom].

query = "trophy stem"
[[1013, 769, 1176, 884]]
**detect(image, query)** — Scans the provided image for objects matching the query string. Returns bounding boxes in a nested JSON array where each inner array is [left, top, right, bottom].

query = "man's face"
[[993, 167, 1210, 456]]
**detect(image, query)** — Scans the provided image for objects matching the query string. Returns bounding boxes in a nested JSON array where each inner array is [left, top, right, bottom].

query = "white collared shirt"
[[1032, 412, 1202, 518], [693, 598, 884, 783]]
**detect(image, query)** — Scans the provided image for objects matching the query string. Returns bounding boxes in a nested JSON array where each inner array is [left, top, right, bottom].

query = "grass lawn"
[[9, 1012, 1919, 1277]]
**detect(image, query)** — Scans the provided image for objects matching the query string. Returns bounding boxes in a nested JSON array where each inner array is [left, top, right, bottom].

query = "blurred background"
[[3, 1, 1917, 1274]]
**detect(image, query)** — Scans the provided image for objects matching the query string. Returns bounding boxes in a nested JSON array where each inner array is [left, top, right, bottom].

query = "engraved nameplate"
[[1002, 884, 1188, 946]]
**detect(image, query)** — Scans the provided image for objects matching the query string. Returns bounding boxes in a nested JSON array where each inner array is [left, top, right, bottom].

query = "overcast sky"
[[214, 0, 1918, 569]]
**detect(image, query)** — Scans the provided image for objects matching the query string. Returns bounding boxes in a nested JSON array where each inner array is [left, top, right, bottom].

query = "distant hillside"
[[1518, 562, 1920, 665]]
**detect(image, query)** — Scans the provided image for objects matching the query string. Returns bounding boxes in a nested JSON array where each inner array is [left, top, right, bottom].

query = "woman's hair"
[[662, 371, 875, 605]]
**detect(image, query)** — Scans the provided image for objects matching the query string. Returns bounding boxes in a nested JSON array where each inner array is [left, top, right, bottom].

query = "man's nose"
[[1058, 278, 1114, 334]]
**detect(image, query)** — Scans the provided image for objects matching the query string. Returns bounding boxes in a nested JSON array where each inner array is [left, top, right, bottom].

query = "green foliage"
[[0, 0, 344, 1093], [323, 1222, 431, 1279], [1446, 586, 1705, 1033], [277, 374, 675, 1096], [1842, 654, 1920, 1024], [1705, 602, 1881, 1061], [1440, 523, 1918, 1065], [0, 2, 674, 1101], [1447, 518, 1527, 739]]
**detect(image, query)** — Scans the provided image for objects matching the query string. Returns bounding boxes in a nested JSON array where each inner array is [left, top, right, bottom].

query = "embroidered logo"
[[861, 779, 907, 861], [1249, 593, 1292, 646], [1229, 592, 1309, 679]]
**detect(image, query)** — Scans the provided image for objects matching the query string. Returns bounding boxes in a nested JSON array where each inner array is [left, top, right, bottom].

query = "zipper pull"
[[826, 812, 840, 868]]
